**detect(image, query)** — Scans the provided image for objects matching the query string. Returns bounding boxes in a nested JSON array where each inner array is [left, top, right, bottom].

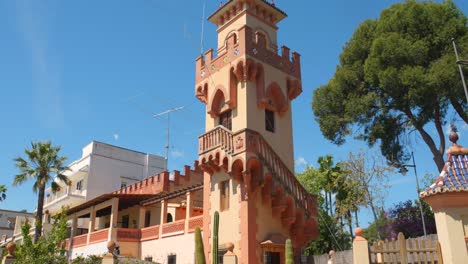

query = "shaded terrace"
[[65, 183, 204, 255]]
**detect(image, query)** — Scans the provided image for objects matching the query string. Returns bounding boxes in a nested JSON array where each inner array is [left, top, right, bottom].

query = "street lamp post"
[[398, 152, 427, 237]]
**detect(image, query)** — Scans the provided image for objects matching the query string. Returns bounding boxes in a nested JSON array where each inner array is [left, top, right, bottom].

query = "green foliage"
[[297, 157, 352, 255], [362, 210, 391, 243], [15, 208, 69, 264], [387, 199, 437, 238], [312, 0, 468, 171], [0, 185, 6, 202], [212, 211, 219, 264], [363, 199, 437, 242], [195, 226, 206, 264], [306, 208, 352, 255], [285, 239, 294, 264], [71, 255, 102, 264], [342, 151, 393, 226], [13, 141, 70, 243]]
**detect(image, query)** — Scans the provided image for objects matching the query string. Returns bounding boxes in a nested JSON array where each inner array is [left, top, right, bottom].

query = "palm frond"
[[55, 173, 70, 186], [13, 173, 29, 186], [51, 181, 61, 193]]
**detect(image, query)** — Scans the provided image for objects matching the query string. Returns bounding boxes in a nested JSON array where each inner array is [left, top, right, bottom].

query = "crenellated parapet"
[[113, 161, 203, 195], [195, 25, 302, 107], [195, 26, 301, 83]]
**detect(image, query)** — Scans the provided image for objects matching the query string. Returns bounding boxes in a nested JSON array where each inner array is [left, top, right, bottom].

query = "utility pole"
[[153, 106, 184, 170], [398, 152, 427, 237], [451, 38, 468, 104]]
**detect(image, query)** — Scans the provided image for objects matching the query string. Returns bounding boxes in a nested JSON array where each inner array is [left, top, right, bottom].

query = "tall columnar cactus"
[[212, 211, 219, 264], [285, 238, 294, 264], [195, 226, 206, 264]]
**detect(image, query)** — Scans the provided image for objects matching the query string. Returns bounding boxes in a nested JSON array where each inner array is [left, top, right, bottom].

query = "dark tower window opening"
[[220, 180, 230, 211], [219, 110, 232, 130], [265, 109, 275, 133], [256, 32, 267, 49]]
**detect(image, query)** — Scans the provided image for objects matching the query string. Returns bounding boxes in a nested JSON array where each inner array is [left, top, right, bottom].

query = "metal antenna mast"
[[200, 0, 206, 55], [451, 38, 468, 104], [153, 106, 185, 170]]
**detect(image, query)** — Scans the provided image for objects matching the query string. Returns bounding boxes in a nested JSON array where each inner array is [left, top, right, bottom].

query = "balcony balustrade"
[[71, 234, 87, 248], [188, 215, 203, 233], [199, 127, 316, 217], [68, 216, 203, 249], [89, 228, 109, 244], [162, 219, 185, 235], [116, 228, 141, 242], [140, 225, 159, 241]]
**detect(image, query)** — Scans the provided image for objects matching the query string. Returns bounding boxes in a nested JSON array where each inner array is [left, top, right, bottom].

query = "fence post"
[[436, 241, 444, 264], [398, 233, 407, 264], [353, 227, 370, 264]]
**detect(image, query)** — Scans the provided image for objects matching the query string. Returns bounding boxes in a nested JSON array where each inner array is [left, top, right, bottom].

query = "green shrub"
[[285, 239, 294, 264], [195, 226, 206, 264], [15, 208, 69, 264]]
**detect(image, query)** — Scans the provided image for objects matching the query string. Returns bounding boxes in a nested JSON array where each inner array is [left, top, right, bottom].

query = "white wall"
[[1, 210, 33, 239], [70, 241, 108, 259], [141, 233, 196, 264], [86, 142, 166, 200]]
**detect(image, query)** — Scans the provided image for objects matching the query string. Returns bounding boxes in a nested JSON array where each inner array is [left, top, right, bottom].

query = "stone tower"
[[195, 1, 318, 263]]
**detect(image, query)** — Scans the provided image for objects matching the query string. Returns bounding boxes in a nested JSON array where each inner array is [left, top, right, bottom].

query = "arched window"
[[166, 213, 173, 223]]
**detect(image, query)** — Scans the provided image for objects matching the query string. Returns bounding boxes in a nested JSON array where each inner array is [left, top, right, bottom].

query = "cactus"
[[195, 226, 206, 264], [285, 238, 294, 264], [212, 211, 219, 264]]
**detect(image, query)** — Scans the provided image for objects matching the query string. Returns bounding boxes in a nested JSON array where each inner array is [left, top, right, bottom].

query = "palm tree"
[[0, 185, 6, 201], [13, 141, 70, 243]]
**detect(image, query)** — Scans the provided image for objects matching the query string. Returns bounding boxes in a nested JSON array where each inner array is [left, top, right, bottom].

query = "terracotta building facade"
[[63, 1, 318, 263], [196, 0, 317, 263]]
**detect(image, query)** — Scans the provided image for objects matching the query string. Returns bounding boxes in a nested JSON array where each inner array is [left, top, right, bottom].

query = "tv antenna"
[[153, 106, 185, 170], [200, 0, 206, 55]]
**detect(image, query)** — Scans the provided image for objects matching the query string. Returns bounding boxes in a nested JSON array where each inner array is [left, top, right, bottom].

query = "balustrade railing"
[[89, 228, 109, 244], [116, 228, 141, 242], [188, 215, 204, 232], [162, 220, 185, 235], [71, 234, 87, 248], [141, 225, 159, 241], [199, 127, 316, 217], [199, 126, 234, 155]]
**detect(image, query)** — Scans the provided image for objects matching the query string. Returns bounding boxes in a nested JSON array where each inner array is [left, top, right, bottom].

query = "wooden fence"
[[369, 233, 442, 264]]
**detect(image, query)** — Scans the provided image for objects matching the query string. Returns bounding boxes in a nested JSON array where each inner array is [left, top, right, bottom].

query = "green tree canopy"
[[297, 157, 352, 255], [15, 209, 69, 264], [13, 141, 70, 243], [312, 0, 468, 171]]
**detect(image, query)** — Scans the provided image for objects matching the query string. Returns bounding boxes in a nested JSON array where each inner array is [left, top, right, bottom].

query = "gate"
[[369, 233, 443, 264]]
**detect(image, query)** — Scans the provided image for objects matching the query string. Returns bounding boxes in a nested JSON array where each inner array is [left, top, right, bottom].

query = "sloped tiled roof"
[[420, 144, 468, 198]]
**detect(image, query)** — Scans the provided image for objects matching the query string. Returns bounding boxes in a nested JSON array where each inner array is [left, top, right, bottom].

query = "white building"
[[0, 209, 33, 243], [43, 141, 167, 215], [7, 141, 166, 245]]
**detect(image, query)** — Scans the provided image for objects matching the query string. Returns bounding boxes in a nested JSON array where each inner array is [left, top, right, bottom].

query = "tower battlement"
[[195, 26, 302, 104], [113, 161, 202, 195]]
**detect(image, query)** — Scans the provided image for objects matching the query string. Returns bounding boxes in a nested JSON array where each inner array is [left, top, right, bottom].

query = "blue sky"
[[0, 0, 467, 227]]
